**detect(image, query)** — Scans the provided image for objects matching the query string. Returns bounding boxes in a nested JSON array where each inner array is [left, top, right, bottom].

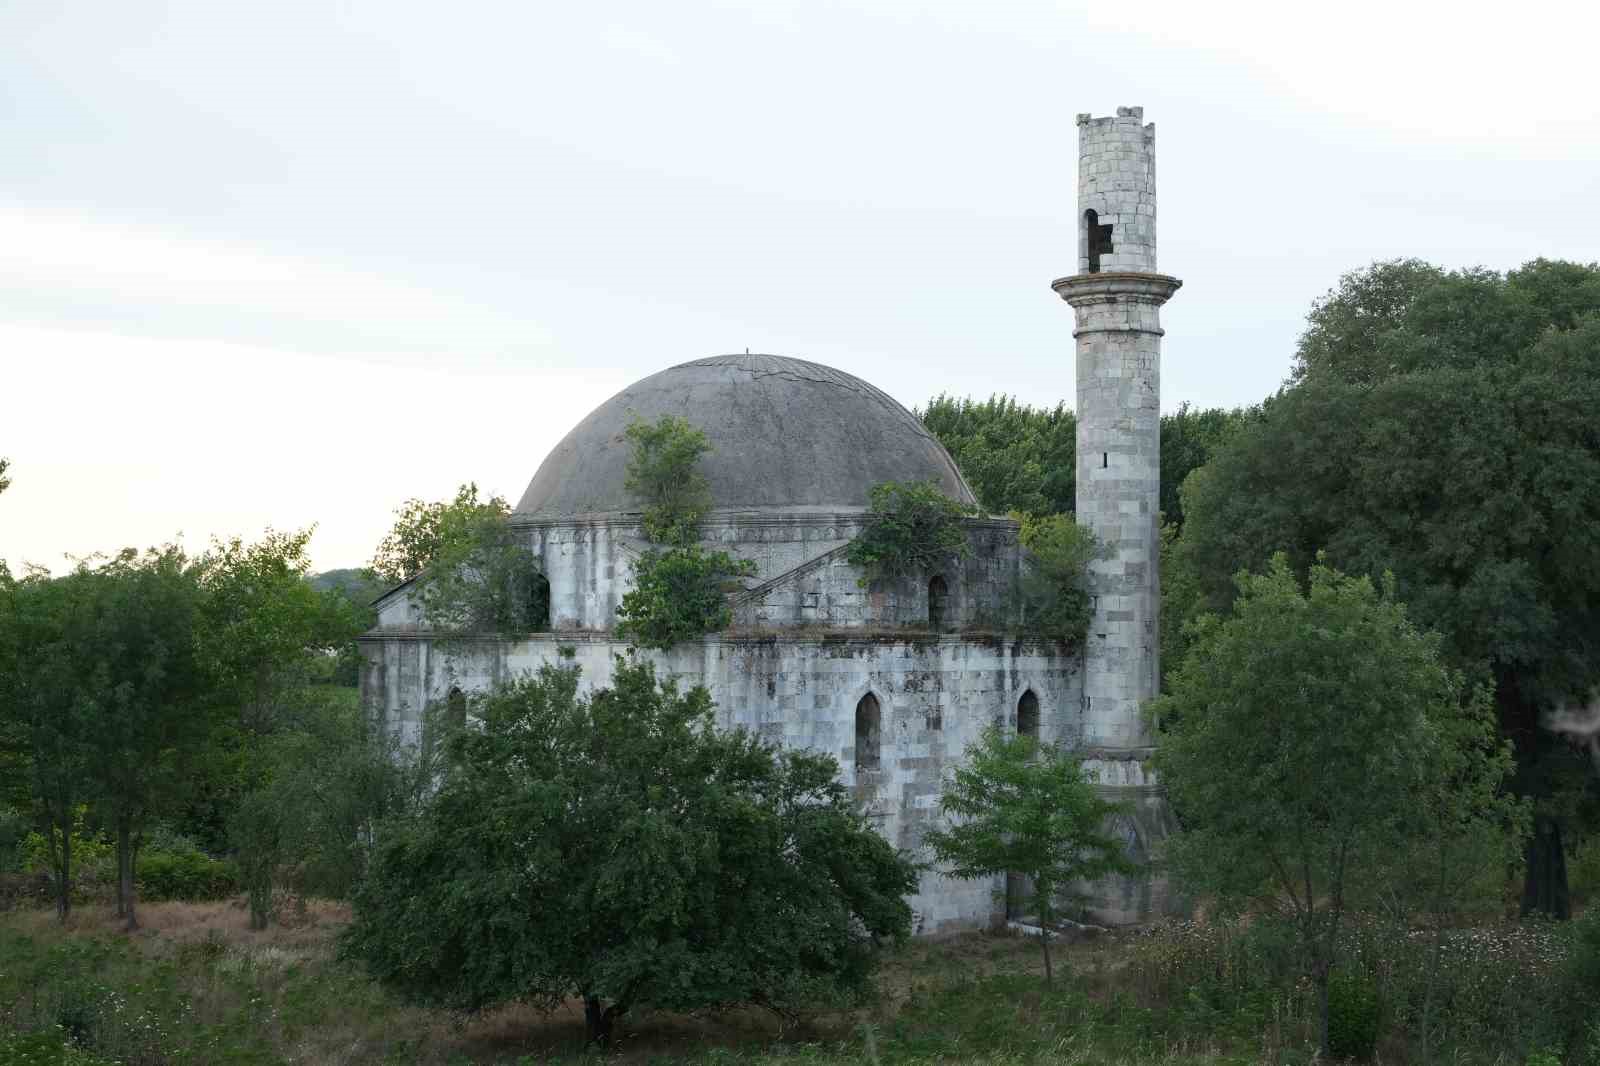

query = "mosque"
[[359, 106, 1180, 933]]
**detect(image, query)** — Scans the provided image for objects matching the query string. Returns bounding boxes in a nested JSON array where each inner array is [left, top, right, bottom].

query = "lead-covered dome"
[[516, 354, 977, 518]]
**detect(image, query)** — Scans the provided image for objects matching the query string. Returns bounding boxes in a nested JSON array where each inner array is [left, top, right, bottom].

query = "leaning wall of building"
[[359, 628, 1085, 935]]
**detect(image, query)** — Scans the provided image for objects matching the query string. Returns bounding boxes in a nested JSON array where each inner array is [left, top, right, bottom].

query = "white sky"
[[3, 0, 1597, 573]]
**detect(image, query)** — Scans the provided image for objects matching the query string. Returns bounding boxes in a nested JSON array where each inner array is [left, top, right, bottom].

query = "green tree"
[[846, 480, 976, 583], [615, 415, 754, 648], [1176, 260, 1600, 915], [919, 395, 1075, 517], [0, 456, 10, 496], [923, 726, 1132, 987], [406, 505, 547, 637], [1152, 556, 1513, 1057], [1012, 513, 1098, 644], [369, 483, 510, 585], [343, 658, 916, 1045], [624, 415, 713, 544]]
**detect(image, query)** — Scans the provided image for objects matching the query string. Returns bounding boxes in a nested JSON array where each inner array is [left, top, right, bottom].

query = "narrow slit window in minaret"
[[1085, 209, 1115, 273]]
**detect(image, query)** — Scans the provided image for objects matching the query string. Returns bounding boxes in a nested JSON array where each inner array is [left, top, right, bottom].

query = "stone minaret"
[[1053, 106, 1181, 924]]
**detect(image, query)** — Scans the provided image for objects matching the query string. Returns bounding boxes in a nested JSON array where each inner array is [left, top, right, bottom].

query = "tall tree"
[[1153, 557, 1513, 1056], [923, 726, 1132, 987], [344, 658, 916, 1046], [1177, 258, 1600, 912]]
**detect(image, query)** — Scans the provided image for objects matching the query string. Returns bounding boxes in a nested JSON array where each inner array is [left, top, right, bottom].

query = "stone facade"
[[362, 517, 1084, 934]]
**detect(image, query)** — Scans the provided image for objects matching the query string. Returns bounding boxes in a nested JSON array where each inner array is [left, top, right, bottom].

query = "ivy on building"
[[615, 416, 756, 650]]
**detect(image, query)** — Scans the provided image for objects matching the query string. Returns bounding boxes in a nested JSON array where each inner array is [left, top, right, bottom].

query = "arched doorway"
[[1017, 690, 1040, 739]]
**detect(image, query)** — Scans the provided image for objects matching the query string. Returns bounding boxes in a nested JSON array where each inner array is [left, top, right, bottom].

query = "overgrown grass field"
[[3, 899, 1596, 1065]]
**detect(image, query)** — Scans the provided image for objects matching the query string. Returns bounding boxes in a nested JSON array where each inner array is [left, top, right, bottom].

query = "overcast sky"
[[3, 0, 1597, 574]]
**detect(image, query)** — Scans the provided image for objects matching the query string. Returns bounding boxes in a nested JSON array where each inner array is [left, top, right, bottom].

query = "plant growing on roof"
[[616, 415, 755, 650], [846, 480, 976, 585]]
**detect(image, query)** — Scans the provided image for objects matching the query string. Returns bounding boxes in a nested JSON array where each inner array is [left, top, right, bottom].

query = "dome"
[[516, 354, 978, 518]]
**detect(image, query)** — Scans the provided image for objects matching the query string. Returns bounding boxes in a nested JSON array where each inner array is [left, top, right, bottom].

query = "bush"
[[846, 480, 975, 583], [615, 545, 756, 649], [1327, 967, 1379, 1059], [1013, 512, 1098, 643], [135, 849, 239, 902]]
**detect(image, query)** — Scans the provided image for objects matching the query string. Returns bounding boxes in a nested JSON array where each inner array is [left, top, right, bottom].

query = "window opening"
[[528, 572, 551, 630], [928, 575, 949, 630], [447, 686, 466, 730], [1085, 209, 1115, 273], [855, 693, 882, 771], [1018, 690, 1040, 739]]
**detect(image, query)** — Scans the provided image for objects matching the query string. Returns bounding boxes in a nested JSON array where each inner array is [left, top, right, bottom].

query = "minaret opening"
[[1085, 209, 1115, 273]]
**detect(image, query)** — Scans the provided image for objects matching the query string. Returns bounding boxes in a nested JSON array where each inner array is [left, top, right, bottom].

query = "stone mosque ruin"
[[360, 106, 1181, 934]]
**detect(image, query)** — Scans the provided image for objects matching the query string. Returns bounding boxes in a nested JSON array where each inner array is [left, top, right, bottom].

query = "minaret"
[[1053, 106, 1181, 923]]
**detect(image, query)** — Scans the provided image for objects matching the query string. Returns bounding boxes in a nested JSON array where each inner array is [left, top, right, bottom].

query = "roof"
[[515, 354, 977, 517]]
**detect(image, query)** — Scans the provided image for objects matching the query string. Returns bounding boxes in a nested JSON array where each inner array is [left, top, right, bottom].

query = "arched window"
[[1017, 690, 1039, 739], [447, 686, 466, 730], [928, 575, 949, 630], [855, 693, 881, 771], [527, 572, 551, 630]]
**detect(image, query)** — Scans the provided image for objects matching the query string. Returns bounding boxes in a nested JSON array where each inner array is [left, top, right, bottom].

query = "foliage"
[[615, 545, 756, 651], [923, 725, 1133, 986], [134, 849, 239, 902], [343, 657, 917, 1045], [919, 394, 1076, 518], [1325, 967, 1379, 1058], [0, 456, 9, 496], [369, 482, 506, 584], [616, 416, 753, 649], [846, 480, 975, 584], [1152, 556, 1515, 1056], [624, 415, 714, 544], [1012, 513, 1099, 644], [231, 686, 427, 928], [1177, 257, 1600, 915], [920, 394, 1252, 528]]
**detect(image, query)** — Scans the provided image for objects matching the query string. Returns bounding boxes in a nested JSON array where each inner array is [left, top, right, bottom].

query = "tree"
[[369, 483, 510, 586], [846, 480, 975, 583], [343, 657, 917, 1046], [923, 726, 1131, 987], [1175, 261, 1600, 914], [0, 457, 10, 496], [1012, 513, 1098, 644], [1152, 556, 1513, 1056], [615, 415, 754, 648], [919, 395, 1075, 518]]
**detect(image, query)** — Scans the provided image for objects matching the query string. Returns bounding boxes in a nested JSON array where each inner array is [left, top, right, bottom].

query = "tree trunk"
[[118, 819, 138, 932], [583, 996, 625, 1046], [55, 816, 71, 923], [1315, 961, 1331, 1059], [1520, 813, 1570, 919], [115, 830, 127, 920], [1039, 929, 1054, 989]]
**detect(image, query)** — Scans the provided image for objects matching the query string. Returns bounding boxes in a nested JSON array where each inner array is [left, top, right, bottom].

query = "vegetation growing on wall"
[[846, 480, 975, 584], [371, 483, 547, 637], [1012, 512, 1100, 645], [615, 415, 754, 650]]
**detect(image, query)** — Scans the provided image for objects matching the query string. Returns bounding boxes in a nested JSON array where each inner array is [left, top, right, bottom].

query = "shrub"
[[135, 849, 239, 902], [1327, 967, 1380, 1059], [624, 415, 714, 544], [616, 545, 756, 650], [1012, 512, 1099, 644], [846, 480, 975, 583]]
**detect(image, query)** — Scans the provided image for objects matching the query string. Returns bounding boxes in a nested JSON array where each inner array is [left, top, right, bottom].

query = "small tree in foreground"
[[1152, 555, 1514, 1058], [343, 657, 917, 1046], [923, 726, 1133, 987]]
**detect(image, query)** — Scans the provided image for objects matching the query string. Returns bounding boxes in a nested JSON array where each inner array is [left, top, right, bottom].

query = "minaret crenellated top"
[[1076, 105, 1157, 275]]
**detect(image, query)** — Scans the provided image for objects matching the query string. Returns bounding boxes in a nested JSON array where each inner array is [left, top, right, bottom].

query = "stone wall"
[[360, 627, 1085, 934]]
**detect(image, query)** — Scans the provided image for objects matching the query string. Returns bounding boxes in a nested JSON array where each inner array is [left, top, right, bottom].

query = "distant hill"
[[308, 568, 388, 607]]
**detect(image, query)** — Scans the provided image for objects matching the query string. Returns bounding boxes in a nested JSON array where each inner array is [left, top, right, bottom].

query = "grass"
[[0, 898, 1590, 1065]]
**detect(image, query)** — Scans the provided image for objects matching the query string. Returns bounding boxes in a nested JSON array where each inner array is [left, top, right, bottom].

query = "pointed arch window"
[[855, 692, 882, 771], [447, 686, 466, 730], [1017, 690, 1040, 740]]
